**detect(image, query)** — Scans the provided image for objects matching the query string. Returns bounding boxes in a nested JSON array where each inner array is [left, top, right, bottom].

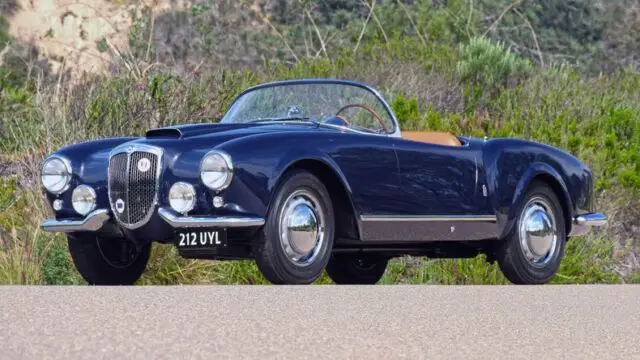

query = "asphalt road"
[[0, 286, 638, 360]]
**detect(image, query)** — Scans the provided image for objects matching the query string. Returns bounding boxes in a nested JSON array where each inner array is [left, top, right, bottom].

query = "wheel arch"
[[273, 158, 362, 242], [504, 163, 573, 238]]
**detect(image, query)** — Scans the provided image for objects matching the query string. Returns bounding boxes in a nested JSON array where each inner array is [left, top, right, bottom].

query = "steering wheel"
[[335, 104, 389, 133]]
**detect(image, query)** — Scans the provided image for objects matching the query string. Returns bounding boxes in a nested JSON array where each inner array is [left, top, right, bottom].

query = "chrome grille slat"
[[108, 153, 129, 224], [108, 145, 162, 229], [125, 153, 131, 224], [128, 151, 157, 224]]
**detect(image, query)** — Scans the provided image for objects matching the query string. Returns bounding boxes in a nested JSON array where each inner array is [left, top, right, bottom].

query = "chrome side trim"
[[158, 207, 265, 228], [360, 215, 498, 222], [569, 212, 607, 237], [40, 209, 110, 233], [108, 143, 163, 230]]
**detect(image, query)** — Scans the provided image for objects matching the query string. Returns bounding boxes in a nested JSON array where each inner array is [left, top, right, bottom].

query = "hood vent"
[[145, 128, 182, 138]]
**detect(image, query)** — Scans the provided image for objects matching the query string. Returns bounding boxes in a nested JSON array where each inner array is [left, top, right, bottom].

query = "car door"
[[360, 137, 497, 242], [328, 133, 403, 216], [393, 139, 484, 215]]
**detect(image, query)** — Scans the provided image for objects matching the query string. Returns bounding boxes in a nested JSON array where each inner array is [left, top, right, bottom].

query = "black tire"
[[254, 170, 335, 284], [497, 181, 566, 285], [68, 233, 151, 285], [326, 254, 388, 284]]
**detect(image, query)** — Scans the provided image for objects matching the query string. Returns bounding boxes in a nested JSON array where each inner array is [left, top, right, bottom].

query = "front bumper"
[[40, 209, 110, 233], [40, 207, 265, 233], [156, 207, 265, 228], [568, 212, 607, 237]]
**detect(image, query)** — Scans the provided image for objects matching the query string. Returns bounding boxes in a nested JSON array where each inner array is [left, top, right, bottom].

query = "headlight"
[[71, 185, 96, 215], [169, 182, 196, 214], [200, 151, 233, 191], [41, 157, 72, 194]]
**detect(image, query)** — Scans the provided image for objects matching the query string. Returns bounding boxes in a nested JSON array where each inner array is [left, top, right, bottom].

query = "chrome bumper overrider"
[[157, 207, 265, 228], [569, 212, 607, 237], [40, 209, 110, 233]]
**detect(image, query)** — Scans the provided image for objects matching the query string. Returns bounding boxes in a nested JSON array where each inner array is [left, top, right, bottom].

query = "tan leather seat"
[[402, 131, 462, 146]]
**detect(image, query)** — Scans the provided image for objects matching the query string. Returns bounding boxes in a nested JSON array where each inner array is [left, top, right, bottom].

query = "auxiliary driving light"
[[71, 185, 97, 215], [169, 182, 196, 214]]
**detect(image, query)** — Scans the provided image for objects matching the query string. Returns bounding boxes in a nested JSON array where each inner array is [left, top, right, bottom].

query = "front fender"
[[500, 162, 572, 239], [45, 137, 137, 219], [273, 151, 353, 194], [217, 130, 356, 219]]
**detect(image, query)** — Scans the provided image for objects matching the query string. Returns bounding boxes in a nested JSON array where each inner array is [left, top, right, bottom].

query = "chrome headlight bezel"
[[168, 182, 197, 214], [71, 185, 97, 216], [200, 150, 233, 191], [41, 156, 72, 195]]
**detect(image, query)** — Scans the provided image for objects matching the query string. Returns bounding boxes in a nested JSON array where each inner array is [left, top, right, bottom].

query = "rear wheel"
[[326, 254, 388, 284], [68, 233, 151, 285], [497, 181, 566, 284], [254, 170, 335, 284]]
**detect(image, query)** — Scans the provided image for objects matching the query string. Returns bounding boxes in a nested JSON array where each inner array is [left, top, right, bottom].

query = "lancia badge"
[[137, 158, 151, 172], [115, 199, 125, 213]]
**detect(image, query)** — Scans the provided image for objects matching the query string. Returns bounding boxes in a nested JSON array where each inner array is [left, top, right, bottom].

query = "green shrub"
[[392, 95, 421, 129], [457, 36, 532, 111], [0, 15, 10, 49], [37, 234, 84, 285]]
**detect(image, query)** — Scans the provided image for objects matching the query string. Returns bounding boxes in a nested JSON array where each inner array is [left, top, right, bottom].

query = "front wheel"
[[326, 254, 388, 284], [496, 181, 566, 284], [68, 233, 151, 285], [254, 170, 335, 284]]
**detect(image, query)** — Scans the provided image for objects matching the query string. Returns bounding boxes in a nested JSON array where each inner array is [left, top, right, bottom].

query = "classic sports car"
[[40, 79, 607, 285]]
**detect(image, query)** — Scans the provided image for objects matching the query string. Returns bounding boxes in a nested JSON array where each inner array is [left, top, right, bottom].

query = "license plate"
[[175, 229, 227, 249]]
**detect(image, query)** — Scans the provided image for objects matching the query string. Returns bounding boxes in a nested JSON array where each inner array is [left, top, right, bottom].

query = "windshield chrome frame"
[[221, 79, 402, 138]]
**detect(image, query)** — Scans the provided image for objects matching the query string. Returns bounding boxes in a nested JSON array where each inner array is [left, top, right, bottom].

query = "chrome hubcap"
[[279, 189, 326, 267], [519, 197, 558, 267]]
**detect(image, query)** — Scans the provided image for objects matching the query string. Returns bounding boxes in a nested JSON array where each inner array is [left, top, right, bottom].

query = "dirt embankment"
[[6, 0, 191, 76]]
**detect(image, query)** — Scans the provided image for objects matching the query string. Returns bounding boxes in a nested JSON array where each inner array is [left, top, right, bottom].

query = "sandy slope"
[[6, 0, 190, 75]]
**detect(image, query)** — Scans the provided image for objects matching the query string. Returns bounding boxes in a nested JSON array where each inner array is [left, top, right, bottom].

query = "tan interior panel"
[[402, 131, 462, 146]]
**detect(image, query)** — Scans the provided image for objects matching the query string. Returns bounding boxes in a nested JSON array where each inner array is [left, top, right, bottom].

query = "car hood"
[[145, 123, 259, 139], [55, 122, 323, 168], [124, 122, 323, 154]]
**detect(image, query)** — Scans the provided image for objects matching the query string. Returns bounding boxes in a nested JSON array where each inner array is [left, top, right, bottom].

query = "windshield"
[[221, 81, 396, 134]]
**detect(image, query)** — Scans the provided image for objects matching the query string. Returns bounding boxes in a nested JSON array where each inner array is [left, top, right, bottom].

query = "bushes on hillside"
[[457, 36, 532, 110], [0, 38, 638, 284]]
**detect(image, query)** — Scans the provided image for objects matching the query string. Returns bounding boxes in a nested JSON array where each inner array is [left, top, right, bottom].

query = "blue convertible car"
[[40, 79, 607, 285]]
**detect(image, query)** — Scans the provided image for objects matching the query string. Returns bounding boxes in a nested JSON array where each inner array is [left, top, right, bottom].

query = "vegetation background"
[[0, 0, 638, 284]]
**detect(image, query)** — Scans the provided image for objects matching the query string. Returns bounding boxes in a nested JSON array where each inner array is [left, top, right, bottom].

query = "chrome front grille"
[[108, 145, 162, 229], [108, 153, 130, 224]]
